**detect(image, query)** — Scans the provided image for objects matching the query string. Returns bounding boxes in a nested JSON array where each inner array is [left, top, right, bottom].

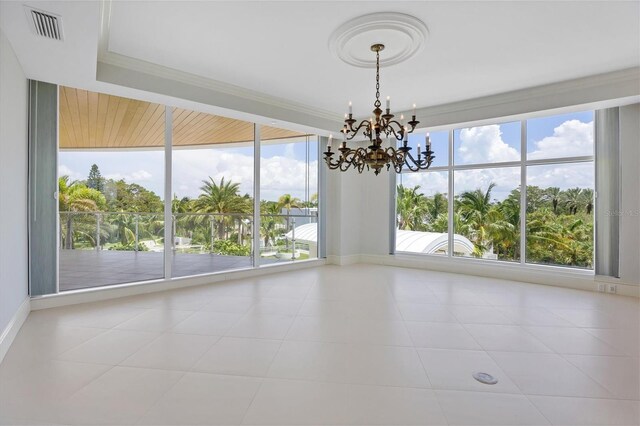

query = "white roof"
[[285, 223, 317, 244], [395, 230, 474, 255], [285, 224, 473, 255]]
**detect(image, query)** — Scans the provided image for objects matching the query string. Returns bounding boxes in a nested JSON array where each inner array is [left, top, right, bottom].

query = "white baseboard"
[[330, 253, 639, 298], [0, 297, 30, 364], [30, 259, 326, 311], [326, 254, 362, 266]]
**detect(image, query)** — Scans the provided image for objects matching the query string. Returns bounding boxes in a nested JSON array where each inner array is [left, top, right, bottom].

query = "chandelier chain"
[[374, 49, 381, 109]]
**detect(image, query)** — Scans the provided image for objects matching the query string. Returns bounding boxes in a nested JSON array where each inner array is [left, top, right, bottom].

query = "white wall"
[[0, 31, 29, 337]]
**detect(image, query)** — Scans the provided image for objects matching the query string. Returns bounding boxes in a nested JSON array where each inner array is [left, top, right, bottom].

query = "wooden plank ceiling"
[[59, 86, 309, 149]]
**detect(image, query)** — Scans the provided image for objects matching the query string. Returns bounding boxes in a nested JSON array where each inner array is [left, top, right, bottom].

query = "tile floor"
[[1, 264, 638, 425]]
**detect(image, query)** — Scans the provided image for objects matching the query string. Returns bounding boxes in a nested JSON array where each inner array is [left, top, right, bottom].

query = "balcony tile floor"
[[1, 264, 639, 425], [60, 250, 279, 291]]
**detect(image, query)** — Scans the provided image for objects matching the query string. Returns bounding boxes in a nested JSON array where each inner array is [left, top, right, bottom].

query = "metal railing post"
[[172, 215, 176, 251], [134, 214, 139, 252], [292, 217, 296, 260], [210, 216, 215, 254], [95, 213, 100, 251]]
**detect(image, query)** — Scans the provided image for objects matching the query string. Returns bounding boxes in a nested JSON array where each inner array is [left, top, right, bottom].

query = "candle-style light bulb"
[[386, 96, 390, 110], [400, 114, 404, 126], [403, 127, 408, 142], [412, 103, 416, 117], [417, 143, 421, 158], [348, 101, 352, 115], [426, 133, 431, 150]]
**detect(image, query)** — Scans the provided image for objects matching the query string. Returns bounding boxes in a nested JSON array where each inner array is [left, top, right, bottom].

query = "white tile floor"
[[1, 264, 639, 425]]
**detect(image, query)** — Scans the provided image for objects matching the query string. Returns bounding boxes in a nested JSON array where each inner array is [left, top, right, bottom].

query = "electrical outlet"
[[607, 284, 617, 294], [597, 283, 606, 292]]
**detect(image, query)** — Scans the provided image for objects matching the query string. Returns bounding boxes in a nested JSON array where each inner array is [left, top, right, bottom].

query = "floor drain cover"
[[473, 372, 498, 385]]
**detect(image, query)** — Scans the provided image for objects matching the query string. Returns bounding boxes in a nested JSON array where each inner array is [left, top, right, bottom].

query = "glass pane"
[[526, 162, 594, 268], [58, 87, 165, 291], [403, 130, 448, 168], [260, 128, 318, 264], [527, 111, 594, 160], [396, 171, 449, 255], [454, 121, 520, 165], [171, 108, 254, 277], [453, 167, 521, 261]]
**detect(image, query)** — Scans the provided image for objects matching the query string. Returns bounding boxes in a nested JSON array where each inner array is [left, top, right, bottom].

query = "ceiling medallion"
[[323, 43, 435, 175], [328, 12, 428, 68]]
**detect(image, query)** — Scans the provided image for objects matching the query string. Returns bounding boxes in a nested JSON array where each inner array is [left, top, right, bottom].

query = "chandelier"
[[323, 43, 435, 175]]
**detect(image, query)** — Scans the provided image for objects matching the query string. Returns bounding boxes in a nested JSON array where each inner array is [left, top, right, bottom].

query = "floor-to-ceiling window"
[[395, 110, 594, 269], [58, 87, 166, 291], [49, 85, 322, 294], [395, 131, 451, 255], [259, 129, 318, 264], [171, 108, 255, 277]]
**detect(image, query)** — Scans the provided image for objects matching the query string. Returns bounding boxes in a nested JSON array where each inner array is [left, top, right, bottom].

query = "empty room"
[[0, 1, 639, 425]]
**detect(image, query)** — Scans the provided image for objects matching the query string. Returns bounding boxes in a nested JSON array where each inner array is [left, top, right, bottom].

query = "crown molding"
[[97, 0, 342, 125], [405, 67, 640, 129]]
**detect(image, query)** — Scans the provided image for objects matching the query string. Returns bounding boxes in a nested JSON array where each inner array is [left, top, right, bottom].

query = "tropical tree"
[[193, 177, 250, 239], [562, 187, 583, 215], [58, 176, 106, 249], [260, 201, 284, 248], [278, 194, 302, 251], [396, 185, 430, 230], [543, 187, 562, 214], [457, 183, 515, 257], [580, 189, 594, 214], [86, 164, 104, 193]]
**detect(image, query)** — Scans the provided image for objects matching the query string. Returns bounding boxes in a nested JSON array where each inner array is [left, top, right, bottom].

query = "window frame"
[[393, 111, 595, 272]]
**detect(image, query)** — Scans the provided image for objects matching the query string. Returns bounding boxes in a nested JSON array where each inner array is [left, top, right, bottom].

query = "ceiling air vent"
[[25, 7, 63, 40]]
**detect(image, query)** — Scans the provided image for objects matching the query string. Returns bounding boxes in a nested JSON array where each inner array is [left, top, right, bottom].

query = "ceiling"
[[59, 86, 306, 149], [1, 1, 639, 131]]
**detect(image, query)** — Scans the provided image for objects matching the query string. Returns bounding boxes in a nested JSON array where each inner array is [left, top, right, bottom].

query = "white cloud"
[[58, 164, 83, 181], [527, 163, 593, 190], [105, 169, 153, 182], [457, 125, 519, 164], [400, 172, 448, 196], [172, 149, 317, 202], [529, 120, 593, 160]]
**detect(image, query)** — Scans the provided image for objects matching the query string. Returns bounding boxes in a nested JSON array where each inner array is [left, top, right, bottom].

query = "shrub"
[[213, 239, 250, 256]]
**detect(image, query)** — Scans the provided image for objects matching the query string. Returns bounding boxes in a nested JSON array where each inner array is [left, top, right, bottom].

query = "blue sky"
[[399, 112, 594, 201], [59, 138, 318, 204]]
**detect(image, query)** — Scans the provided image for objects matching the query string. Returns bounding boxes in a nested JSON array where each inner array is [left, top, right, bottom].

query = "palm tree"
[[562, 188, 583, 215], [396, 185, 429, 230], [194, 177, 250, 239], [457, 183, 515, 258], [278, 194, 302, 251], [260, 201, 283, 248], [428, 192, 447, 222], [544, 187, 562, 214], [58, 176, 106, 249], [580, 189, 594, 214]]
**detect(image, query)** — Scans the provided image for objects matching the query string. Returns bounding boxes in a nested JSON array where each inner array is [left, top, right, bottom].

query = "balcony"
[[59, 211, 317, 291]]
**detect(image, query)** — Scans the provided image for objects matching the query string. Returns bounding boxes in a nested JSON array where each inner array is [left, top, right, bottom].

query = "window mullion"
[[448, 129, 454, 258], [520, 120, 527, 265]]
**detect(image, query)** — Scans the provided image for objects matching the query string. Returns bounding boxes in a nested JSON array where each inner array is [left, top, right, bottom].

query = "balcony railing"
[[59, 211, 317, 259]]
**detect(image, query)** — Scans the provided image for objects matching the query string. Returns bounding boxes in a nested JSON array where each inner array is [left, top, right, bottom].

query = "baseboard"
[[331, 253, 639, 298], [327, 254, 362, 265], [0, 297, 30, 364], [30, 258, 326, 311]]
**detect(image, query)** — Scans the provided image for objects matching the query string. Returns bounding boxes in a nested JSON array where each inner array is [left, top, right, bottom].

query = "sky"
[[59, 112, 592, 205], [400, 111, 594, 201], [59, 138, 318, 203]]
